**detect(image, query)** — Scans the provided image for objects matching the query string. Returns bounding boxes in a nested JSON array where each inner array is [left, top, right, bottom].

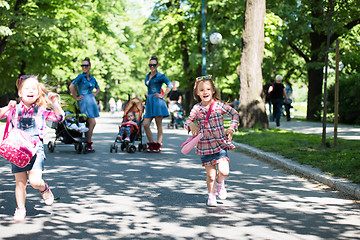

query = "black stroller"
[[167, 102, 185, 129], [47, 94, 89, 154], [110, 97, 147, 153]]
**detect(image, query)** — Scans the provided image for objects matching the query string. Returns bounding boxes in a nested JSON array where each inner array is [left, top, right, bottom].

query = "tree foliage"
[[1, 0, 359, 123], [267, 0, 360, 121], [0, 0, 149, 108]]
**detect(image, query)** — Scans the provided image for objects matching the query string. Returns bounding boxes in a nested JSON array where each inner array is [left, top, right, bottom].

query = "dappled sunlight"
[[0, 114, 359, 239]]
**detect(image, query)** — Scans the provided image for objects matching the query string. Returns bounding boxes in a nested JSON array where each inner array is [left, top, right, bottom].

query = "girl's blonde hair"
[[16, 75, 58, 109], [193, 76, 220, 102]]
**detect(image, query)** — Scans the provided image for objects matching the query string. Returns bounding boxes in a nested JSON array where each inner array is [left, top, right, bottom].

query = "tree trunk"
[[238, 0, 268, 128]]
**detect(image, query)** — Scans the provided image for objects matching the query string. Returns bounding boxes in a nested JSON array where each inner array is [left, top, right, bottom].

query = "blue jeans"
[[268, 101, 273, 121], [119, 126, 131, 138]]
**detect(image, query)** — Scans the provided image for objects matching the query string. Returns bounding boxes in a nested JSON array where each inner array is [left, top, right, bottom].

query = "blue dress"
[[72, 73, 100, 118], [144, 72, 173, 118]]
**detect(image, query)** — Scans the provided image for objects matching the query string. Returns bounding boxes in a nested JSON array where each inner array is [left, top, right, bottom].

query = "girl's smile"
[[18, 78, 39, 107], [196, 81, 214, 105]]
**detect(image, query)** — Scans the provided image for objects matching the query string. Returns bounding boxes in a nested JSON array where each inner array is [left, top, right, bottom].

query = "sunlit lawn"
[[231, 126, 360, 183]]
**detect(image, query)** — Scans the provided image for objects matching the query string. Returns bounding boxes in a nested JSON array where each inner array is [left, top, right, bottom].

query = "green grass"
[[228, 124, 360, 183]]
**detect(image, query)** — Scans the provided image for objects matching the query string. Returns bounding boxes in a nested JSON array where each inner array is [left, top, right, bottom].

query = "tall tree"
[[238, 0, 268, 128], [267, 0, 360, 121]]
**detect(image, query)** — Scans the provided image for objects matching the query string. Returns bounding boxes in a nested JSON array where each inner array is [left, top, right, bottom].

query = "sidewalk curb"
[[233, 142, 360, 200]]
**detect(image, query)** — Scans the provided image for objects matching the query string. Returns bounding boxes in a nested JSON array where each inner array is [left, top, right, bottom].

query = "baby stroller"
[[47, 94, 89, 154], [168, 102, 185, 129], [110, 97, 147, 153]]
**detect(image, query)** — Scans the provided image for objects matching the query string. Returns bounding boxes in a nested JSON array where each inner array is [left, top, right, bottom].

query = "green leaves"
[[0, 0, 149, 103]]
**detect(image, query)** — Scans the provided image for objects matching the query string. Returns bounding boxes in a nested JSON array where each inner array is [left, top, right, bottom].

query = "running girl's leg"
[[14, 172, 28, 209], [217, 160, 229, 184], [205, 165, 217, 194], [28, 169, 45, 191], [29, 169, 54, 206]]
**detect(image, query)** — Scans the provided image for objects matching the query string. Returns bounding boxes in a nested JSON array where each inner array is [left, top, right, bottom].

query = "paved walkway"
[[0, 112, 359, 239], [269, 119, 360, 140]]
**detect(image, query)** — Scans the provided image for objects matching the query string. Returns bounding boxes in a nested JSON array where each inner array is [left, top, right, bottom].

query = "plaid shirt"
[[1, 101, 64, 140], [185, 101, 239, 155]]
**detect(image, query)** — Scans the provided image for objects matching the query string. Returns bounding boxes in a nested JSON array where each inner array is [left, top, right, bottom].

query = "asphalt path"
[[0, 112, 359, 239]]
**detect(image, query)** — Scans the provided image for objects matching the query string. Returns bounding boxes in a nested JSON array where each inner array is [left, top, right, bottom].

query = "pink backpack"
[[181, 101, 214, 154], [0, 106, 39, 167]]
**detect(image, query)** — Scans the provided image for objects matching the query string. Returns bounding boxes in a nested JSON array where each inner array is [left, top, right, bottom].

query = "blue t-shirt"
[[145, 72, 173, 95], [72, 73, 100, 95]]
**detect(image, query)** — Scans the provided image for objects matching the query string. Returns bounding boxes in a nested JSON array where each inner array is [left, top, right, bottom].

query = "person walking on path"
[[69, 57, 100, 152], [0, 75, 65, 222], [268, 74, 288, 126], [184, 75, 239, 207], [264, 78, 274, 121], [143, 55, 173, 153], [167, 80, 183, 128], [284, 80, 293, 121]]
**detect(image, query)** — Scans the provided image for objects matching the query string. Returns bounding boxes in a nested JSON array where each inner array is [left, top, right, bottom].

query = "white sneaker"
[[13, 208, 26, 222], [40, 182, 54, 206], [216, 180, 228, 200], [207, 194, 217, 207]]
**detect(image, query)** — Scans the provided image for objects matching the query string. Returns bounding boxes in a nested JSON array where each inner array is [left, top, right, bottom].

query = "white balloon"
[[209, 32, 222, 45]]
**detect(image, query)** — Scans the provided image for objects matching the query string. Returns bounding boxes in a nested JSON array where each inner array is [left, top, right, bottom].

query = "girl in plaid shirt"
[[185, 76, 239, 207], [0, 75, 64, 221]]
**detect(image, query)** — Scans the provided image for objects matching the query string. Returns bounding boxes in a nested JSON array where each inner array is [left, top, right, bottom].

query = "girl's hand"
[[47, 92, 59, 103], [225, 128, 234, 142], [8, 100, 17, 108], [189, 122, 199, 136]]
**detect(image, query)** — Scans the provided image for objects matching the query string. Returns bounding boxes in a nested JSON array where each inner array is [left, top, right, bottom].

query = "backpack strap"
[[203, 100, 214, 127], [2, 106, 15, 140]]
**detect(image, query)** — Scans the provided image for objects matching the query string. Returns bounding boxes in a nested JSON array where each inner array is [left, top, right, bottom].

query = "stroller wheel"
[[75, 143, 83, 154], [48, 141, 55, 153], [110, 144, 113, 153], [82, 143, 88, 154], [121, 143, 126, 151], [115, 144, 118, 153], [127, 145, 136, 153]]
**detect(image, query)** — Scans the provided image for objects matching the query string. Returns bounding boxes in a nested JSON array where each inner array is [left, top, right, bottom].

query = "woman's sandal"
[[40, 182, 54, 206]]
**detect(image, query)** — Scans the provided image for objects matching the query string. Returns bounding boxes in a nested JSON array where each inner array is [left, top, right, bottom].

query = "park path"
[[271, 119, 360, 140], [0, 112, 359, 239]]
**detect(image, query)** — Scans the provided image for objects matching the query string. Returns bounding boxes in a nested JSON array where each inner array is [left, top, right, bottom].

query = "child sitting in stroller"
[[110, 97, 146, 153], [117, 111, 138, 142], [64, 111, 89, 133]]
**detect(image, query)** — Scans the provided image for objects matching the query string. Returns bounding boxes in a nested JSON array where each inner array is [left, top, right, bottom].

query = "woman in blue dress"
[[143, 56, 173, 153], [69, 57, 101, 152]]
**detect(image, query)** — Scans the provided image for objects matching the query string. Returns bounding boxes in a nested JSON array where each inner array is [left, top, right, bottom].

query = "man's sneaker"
[[153, 143, 162, 153], [117, 135, 122, 141], [206, 194, 217, 207], [87, 141, 95, 153], [145, 142, 154, 153], [13, 208, 26, 222], [216, 180, 228, 200], [124, 137, 130, 142], [40, 182, 54, 206]]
